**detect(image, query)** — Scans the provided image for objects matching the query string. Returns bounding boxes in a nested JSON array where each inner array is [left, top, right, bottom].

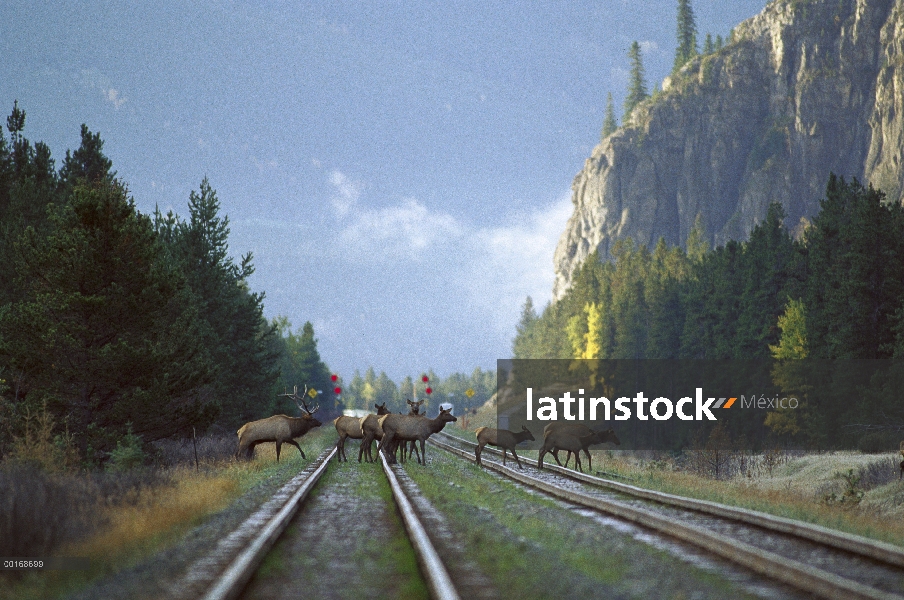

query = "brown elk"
[[400, 399, 424, 463], [236, 385, 321, 462], [538, 427, 620, 472], [333, 402, 391, 462], [474, 425, 535, 469], [542, 423, 620, 471], [379, 407, 457, 465], [359, 399, 421, 463]]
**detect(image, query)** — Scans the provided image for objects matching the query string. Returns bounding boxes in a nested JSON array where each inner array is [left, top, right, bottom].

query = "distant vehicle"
[[439, 402, 453, 413]]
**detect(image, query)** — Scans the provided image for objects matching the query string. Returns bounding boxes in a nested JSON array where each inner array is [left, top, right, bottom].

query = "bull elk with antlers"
[[236, 385, 322, 461]]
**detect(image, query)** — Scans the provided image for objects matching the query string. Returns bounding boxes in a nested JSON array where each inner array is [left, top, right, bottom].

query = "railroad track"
[[177, 444, 464, 600], [432, 431, 904, 600]]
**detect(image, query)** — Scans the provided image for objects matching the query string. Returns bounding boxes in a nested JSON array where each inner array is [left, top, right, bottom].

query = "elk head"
[[280, 385, 320, 419]]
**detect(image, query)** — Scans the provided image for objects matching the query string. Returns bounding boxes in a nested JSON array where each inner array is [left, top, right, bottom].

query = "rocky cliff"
[[553, 0, 904, 300]]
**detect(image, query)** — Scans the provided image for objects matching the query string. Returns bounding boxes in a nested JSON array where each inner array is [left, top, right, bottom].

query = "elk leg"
[[502, 449, 507, 466], [275, 441, 282, 462], [551, 448, 564, 467], [358, 435, 369, 463], [512, 449, 523, 469], [584, 448, 592, 471], [563, 451, 571, 469], [419, 439, 426, 465], [382, 433, 396, 464], [286, 439, 305, 459]]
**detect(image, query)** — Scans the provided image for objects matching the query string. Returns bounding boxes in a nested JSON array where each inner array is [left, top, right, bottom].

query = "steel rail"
[[199, 447, 336, 600], [379, 449, 462, 600], [432, 433, 904, 600], [436, 431, 904, 570]]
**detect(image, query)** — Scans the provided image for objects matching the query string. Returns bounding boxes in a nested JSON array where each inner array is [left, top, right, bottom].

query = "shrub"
[[0, 465, 98, 557], [106, 426, 145, 471]]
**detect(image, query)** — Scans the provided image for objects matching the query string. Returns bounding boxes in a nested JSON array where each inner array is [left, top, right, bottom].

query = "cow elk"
[[359, 399, 421, 463], [474, 425, 535, 469], [379, 407, 457, 465], [333, 402, 390, 462], [542, 423, 620, 471], [538, 427, 620, 472], [236, 385, 322, 462]]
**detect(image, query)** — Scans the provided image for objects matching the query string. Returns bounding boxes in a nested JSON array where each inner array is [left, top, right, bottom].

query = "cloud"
[[639, 40, 659, 55], [461, 193, 573, 329], [329, 169, 362, 216], [339, 197, 461, 261], [104, 88, 127, 109], [78, 69, 128, 109]]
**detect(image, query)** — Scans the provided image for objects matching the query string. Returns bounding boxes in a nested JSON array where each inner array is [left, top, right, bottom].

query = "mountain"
[[553, 0, 904, 300]]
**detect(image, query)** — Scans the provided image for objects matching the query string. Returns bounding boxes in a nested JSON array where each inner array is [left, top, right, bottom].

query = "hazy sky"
[[1, 0, 765, 381]]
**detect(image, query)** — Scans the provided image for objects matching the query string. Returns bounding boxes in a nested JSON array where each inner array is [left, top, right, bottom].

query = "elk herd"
[[235, 385, 622, 472]]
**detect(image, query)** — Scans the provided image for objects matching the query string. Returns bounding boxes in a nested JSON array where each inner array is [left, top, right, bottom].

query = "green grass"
[[404, 451, 760, 599]]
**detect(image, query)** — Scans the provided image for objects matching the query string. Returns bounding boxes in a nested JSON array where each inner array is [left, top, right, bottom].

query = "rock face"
[[553, 0, 904, 300]]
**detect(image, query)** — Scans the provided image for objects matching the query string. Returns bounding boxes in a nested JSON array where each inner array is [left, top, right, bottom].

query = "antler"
[[279, 384, 319, 416]]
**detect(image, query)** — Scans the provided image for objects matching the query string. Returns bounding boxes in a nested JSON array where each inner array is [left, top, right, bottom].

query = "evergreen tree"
[[0, 179, 216, 457], [803, 175, 904, 358], [601, 93, 618, 140], [734, 203, 797, 356], [271, 318, 331, 415], [59, 124, 115, 192], [512, 296, 539, 358], [163, 178, 280, 424], [715, 35, 724, 51], [703, 33, 714, 54], [673, 0, 698, 72], [623, 41, 649, 121]]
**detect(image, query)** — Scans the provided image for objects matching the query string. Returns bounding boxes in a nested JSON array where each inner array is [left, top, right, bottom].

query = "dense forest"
[[512, 174, 904, 449], [0, 103, 335, 464]]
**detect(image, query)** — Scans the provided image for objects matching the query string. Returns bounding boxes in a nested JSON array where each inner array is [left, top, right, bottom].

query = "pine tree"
[[601, 93, 618, 140], [623, 42, 649, 121], [673, 0, 698, 73], [0, 179, 216, 456], [59, 124, 115, 190], [703, 33, 714, 54], [166, 178, 280, 425], [512, 296, 539, 358], [715, 35, 724, 51]]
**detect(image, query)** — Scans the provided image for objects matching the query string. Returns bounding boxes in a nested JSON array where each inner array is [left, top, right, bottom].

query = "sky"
[[1, 0, 766, 381]]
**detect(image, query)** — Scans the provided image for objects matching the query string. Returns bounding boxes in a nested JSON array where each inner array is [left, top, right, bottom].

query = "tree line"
[[341, 366, 495, 416], [0, 102, 333, 463], [513, 174, 904, 449]]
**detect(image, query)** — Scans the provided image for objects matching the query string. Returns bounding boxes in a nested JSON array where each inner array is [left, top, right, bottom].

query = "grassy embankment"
[[403, 449, 761, 599], [447, 402, 904, 548], [0, 427, 336, 600]]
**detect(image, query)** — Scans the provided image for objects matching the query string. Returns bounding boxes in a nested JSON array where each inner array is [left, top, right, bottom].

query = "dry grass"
[[72, 468, 239, 560], [588, 449, 904, 547], [0, 427, 335, 600]]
